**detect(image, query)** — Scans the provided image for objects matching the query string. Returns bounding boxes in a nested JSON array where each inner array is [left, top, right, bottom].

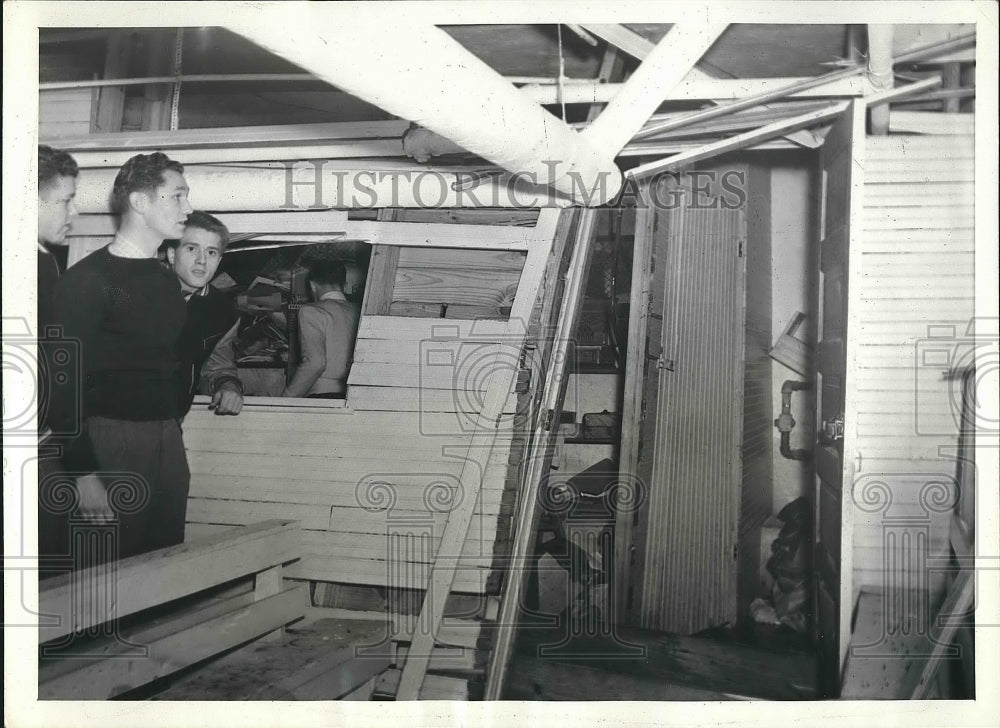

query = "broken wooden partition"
[[183, 211, 548, 606]]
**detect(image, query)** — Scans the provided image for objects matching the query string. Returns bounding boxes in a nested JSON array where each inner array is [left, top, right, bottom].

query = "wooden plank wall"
[[852, 133, 975, 594], [390, 247, 527, 319], [39, 89, 94, 138], [185, 310, 523, 595]]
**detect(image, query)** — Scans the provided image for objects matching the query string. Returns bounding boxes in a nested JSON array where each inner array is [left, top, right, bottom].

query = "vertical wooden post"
[[361, 210, 401, 316], [586, 46, 624, 123], [253, 564, 284, 641], [92, 32, 130, 133], [942, 63, 962, 113], [141, 31, 177, 131]]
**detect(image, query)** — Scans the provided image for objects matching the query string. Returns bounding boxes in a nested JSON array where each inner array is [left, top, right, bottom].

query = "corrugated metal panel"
[[851, 133, 975, 591], [639, 195, 745, 633]]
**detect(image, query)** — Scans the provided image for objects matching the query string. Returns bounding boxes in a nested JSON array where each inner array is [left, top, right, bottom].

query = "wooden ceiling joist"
[[520, 75, 865, 104], [42, 121, 411, 150], [627, 75, 941, 181], [583, 21, 728, 152], [627, 102, 851, 180]]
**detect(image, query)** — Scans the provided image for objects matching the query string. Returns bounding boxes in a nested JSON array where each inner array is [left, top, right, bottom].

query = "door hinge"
[[732, 543, 738, 561], [657, 357, 676, 372], [738, 239, 744, 258]]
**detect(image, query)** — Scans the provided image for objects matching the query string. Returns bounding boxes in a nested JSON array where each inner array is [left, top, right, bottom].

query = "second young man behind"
[[166, 211, 244, 418]]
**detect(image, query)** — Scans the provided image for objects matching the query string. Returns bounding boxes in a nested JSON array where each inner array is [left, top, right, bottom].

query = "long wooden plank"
[[39, 585, 307, 699], [39, 520, 300, 643], [391, 617, 485, 650], [68, 218, 536, 251], [182, 426, 513, 458], [187, 477, 511, 513], [187, 500, 503, 542], [395, 208, 564, 698], [579, 23, 655, 59], [346, 220, 535, 251], [614, 191, 656, 624], [286, 557, 490, 594], [69, 210, 348, 236], [187, 457, 511, 491], [347, 384, 518, 414], [396, 247, 526, 270], [356, 316, 509, 341], [297, 531, 504, 564], [182, 407, 512, 438], [41, 120, 411, 149], [628, 102, 849, 180], [183, 432, 513, 461], [520, 75, 866, 104], [485, 208, 600, 698], [376, 668, 470, 700], [394, 643, 483, 675]]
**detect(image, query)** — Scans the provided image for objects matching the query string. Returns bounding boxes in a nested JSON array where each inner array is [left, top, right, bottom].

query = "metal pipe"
[[227, 18, 622, 206], [867, 24, 895, 135], [775, 380, 814, 461]]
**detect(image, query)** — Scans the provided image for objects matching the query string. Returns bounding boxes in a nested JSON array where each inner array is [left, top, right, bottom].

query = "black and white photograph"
[[3, 2, 998, 726]]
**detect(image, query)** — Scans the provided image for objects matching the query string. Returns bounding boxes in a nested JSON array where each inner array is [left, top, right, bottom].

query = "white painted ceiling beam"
[[583, 20, 728, 153], [227, 13, 621, 206]]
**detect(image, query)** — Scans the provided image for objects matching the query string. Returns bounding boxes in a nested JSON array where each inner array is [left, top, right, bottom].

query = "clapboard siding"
[[39, 89, 93, 138], [852, 133, 974, 593], [185, 314, 526, 594]]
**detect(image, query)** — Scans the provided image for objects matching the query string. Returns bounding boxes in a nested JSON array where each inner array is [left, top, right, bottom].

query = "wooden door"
[[629, 175, 747, 634], [814, 100, 864, 695]]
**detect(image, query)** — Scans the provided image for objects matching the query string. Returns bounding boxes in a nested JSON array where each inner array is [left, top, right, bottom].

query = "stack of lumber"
[[38, 520, 306, 699]]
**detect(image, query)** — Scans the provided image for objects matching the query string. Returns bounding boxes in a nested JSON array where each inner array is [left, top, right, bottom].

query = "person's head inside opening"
[[112, 152, 192, 255], [166, 211, 230, 295], [307, 259, 347, 301], [38, 145, 79, 245]]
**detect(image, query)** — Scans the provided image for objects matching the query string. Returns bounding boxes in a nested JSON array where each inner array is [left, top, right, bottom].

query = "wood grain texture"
[[39, 585, 307, 699], [40, 520, 300, 644]]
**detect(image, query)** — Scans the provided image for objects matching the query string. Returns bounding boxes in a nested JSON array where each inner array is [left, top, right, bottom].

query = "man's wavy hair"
[[165, 211, 231, 252], [111, 152, 184, 215], [38, 145, 78, 193]]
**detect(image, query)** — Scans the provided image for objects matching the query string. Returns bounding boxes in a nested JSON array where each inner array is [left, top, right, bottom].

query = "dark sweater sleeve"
[[50, 268, 103, 473]]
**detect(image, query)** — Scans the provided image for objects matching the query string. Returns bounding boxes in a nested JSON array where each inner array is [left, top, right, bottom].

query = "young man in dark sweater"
[[37, 145, 78, 573], [166, 211, 244, 418], [51, 152, 193, 561]]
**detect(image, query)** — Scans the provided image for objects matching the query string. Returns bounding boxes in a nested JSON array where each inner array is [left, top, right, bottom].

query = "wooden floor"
[[144, 609, 394, 700], [505, 618, 818, 701], [127, 604, 815, 701]]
